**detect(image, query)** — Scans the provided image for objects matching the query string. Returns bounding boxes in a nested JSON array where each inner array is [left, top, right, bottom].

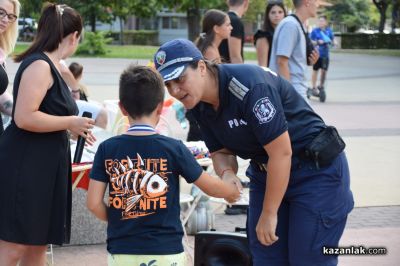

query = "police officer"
[[154, 39, 354, 266]]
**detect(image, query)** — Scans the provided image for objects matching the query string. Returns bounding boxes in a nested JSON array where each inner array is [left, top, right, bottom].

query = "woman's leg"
[[0, 239, 27, 266], [19, 245, 47, 266]]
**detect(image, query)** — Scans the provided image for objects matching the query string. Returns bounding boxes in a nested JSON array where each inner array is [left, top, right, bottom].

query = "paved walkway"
[[50, 206, 400, 265], [4, 52, 400, 265]]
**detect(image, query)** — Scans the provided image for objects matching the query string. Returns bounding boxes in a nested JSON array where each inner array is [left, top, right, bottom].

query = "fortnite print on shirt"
[[105, 153, 170, 220]]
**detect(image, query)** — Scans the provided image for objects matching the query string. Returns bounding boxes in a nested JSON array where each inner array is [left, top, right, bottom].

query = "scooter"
[[307, 86, 326, 102]]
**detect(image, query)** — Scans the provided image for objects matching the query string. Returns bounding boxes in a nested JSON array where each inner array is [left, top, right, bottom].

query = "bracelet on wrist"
[[221, 168, 233, 177]]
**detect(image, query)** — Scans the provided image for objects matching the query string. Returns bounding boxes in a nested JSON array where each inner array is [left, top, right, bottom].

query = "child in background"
[[68, 62, 89, 101], [60, 60, 108, 129], [87, 65, 240, 266]]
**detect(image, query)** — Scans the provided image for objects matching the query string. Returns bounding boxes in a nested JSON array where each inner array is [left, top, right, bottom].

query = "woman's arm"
[[13, 60, 94, 136], [255, 38, 269, 67], [256, 131, 292, 246], [87, 179, 108, 221], [277, 55, 290, 81], [211, 148, 243, 191]]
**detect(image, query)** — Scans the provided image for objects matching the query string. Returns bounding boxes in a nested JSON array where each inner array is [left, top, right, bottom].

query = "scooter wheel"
[[306, 88, 312, 99], [319, 89, 326, 102]]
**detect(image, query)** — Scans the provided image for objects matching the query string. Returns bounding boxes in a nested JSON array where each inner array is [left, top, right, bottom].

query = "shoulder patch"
[[253, 97, 276, 124], [228, 77, 249, 101]]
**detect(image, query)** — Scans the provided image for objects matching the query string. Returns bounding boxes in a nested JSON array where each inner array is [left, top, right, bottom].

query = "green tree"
[[325, 0, 371, 32], [159, 0, 223, 41], [109, 0, 160, 45], [64, 0, 112, 32], [18, 0, 42, 19]]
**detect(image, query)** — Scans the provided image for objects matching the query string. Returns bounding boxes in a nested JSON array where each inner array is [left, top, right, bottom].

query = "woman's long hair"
[[263, 1, 286, 32], [195, 9, 227, 55], [0, 0, 20, 55], [14, 2, 82, 62]]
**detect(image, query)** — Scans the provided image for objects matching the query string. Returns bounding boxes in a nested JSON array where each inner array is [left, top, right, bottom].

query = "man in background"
[[269, 0, 325, 99]]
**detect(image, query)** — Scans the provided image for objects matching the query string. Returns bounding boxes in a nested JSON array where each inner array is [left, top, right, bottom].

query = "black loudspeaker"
[[194, 231, 252, 266]]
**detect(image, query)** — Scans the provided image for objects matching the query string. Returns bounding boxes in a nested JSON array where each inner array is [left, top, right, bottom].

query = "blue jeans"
[[246, 152, 354, 266]]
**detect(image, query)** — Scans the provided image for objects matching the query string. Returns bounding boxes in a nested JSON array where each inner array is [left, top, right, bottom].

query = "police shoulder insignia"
[[253, 97, 276, 124], [228, 78, 249, 101]]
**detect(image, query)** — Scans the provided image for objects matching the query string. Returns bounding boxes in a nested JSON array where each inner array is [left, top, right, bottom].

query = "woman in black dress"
[[0, 0, 19, 136], [254, 1, 286, 67], [0, 3, 95, 264]]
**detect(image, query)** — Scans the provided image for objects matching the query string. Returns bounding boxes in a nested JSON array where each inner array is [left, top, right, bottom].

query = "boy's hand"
[[223, 181, 241, 203]]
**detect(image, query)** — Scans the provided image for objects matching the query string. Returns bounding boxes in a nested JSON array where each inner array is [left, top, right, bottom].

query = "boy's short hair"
[[292, 0, 303, 8], [69, 62, 83, 79], [119, 65, 165, 119], [228, 0, 245, 7]]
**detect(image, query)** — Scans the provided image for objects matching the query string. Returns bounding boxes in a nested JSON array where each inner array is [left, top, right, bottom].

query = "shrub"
[[339, 33, 400, 49], [76, 31, 113, 55], [107, 30, 158, 46]]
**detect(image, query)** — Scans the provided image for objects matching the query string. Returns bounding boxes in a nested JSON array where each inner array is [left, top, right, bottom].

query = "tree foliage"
[[63, 0, 112, 32], [158, 0, 223, 41], [325, 0, 371, 32], [18, 0, 42, 19]]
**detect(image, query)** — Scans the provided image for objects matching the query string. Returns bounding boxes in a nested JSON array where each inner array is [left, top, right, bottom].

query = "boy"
[[309, 15, 334, 100], [87, 65, 240, 265]]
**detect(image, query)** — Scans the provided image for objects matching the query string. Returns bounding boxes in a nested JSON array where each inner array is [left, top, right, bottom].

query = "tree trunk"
[[379, 9, 387, 32], [392, 0, 400, 33], [90, 13, 96, 32], [373, 0, 389, 33], [186, 0, 201, 41], [119, 17, 124, 45]]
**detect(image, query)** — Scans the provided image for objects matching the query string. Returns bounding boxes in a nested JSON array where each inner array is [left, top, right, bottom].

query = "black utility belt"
[[299, 126, 346, 169]]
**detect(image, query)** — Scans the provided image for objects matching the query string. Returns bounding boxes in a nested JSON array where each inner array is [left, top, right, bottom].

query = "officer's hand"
[[308, 48, 319, 65], [221, 170, 243, 191], [256, 211, 279, 246]]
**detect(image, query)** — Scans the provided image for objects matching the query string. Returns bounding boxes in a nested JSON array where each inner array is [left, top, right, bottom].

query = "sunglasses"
[[0, 7, 17, 23]]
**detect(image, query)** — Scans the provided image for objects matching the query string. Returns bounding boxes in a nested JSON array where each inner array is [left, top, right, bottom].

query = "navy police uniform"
[[191, 64, 354, 266]]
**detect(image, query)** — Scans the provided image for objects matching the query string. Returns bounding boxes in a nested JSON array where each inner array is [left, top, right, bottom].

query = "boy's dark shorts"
[[313, 57, 330, 71]]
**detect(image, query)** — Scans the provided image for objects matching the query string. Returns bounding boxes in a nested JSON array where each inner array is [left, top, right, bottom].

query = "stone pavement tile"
[[346, 206, 400, 229], [52, 206, 400, 265], [339, 227, 400, 266], [52, 244, 107, 266]]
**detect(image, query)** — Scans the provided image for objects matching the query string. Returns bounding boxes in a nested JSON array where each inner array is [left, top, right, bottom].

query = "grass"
[[332, 49, 400, 57], [14, 43, 399, 59]]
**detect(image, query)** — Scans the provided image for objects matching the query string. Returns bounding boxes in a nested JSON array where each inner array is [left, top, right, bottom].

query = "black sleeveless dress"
[[0, 52, 78, 245], [0, 62, 8, 135]]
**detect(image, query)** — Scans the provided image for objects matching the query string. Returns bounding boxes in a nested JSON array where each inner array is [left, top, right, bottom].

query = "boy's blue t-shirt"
[[90, 134, 203, 255], [310, 27, 334, 58]]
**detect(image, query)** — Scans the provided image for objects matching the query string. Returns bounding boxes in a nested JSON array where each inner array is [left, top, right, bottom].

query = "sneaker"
[[311, 87, 320, 97]]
